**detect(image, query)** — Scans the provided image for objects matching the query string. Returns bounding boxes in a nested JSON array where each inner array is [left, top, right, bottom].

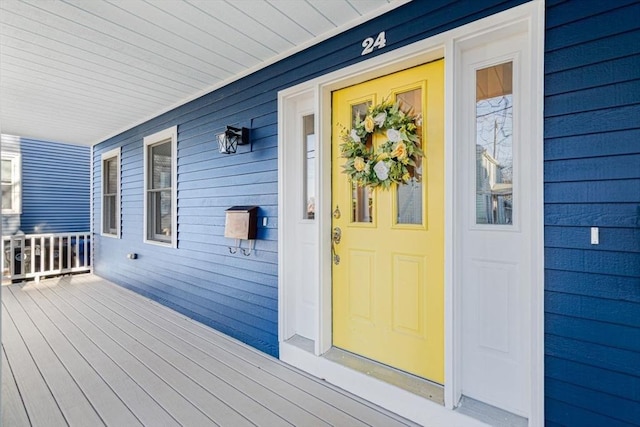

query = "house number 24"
[[361, 31, 387, 56]]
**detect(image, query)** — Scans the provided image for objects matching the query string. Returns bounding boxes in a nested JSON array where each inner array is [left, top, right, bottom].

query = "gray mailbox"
[[225, 206, 258, 240]]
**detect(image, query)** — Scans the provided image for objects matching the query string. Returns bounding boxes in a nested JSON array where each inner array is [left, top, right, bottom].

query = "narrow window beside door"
[[302, 114, 315, 220], [475, 62, 513, 225]]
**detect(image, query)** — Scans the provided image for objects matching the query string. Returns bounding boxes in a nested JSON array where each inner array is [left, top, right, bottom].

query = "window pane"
[[475, 62, 513, 225], [151, 141, 171, 190], [1, 159, 11, 183], [302, 114, 315, 220], [2, 183, 12, 210], [105, 157, 117, 194], [150, 190, 171, 241], [351, 101, 374, 223], [103, 195, 116, 234], [396, 88, 423, 225]]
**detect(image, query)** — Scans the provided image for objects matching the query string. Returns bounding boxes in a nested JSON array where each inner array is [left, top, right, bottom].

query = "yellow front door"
[[332, 60, 444, 383]]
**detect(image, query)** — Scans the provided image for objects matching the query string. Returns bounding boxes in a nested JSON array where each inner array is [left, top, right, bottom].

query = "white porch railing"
[[2, 232, 91, 283]]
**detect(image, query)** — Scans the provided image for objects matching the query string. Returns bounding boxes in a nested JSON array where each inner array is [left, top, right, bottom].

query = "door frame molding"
[[278, 2, 544, 425]]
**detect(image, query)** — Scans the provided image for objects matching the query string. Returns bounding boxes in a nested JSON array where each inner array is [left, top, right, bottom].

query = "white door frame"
[[278, 2, 544, 425]]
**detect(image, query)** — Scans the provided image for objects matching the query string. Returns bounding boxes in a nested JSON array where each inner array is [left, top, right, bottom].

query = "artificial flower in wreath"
[[340, 99, 422, 189]]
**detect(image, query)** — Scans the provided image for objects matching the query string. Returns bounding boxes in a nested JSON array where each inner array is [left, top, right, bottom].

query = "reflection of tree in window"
[[396, 88, 423, 225], [475, 62, 514, 225], [149, 141, 172, 240], [302, 114, 315, 220]]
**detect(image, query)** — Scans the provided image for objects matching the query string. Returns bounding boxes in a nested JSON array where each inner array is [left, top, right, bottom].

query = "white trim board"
[[142, 126, 178, 248], [280, 344, 490, 427], [100, 147, 121, 239], [278, 2, 545, 426]]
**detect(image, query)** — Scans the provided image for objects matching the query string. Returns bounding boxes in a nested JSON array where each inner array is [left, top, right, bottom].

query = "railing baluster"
[[2, 237, 7, 280], [49, 236, 54, 272], [19, 237, 24, 277], [30, 236, 35, 276], [10, 238, 14, 279], [40, 236, 45, 274], [1, 232, 91, 282]]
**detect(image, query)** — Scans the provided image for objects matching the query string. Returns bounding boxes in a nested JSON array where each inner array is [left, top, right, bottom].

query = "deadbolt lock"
[[332, 227, 342, 244]]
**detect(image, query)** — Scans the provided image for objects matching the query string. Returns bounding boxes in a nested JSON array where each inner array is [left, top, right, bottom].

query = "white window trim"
[[100, 147, 121, 238], [143, 126, 178, 248], [2, 153, 22, 215]]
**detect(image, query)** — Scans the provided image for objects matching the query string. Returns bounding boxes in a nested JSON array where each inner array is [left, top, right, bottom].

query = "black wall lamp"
[[217, 126, 250, 154]]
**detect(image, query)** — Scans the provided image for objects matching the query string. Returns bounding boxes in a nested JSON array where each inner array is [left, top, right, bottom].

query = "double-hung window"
[[101, 148, 121, 237], [143, 126, 177, 247], [1, 153, 21, 215]]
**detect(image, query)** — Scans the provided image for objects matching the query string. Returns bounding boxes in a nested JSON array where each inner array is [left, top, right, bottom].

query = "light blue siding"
[[1, 134, 90, 235]]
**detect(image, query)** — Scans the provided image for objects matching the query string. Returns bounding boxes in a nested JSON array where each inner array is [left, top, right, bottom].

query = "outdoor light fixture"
[[217, 126, 250, 154]]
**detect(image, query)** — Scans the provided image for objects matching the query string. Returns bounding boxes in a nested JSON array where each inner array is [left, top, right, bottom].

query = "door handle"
[[331, 227, 341, 265]]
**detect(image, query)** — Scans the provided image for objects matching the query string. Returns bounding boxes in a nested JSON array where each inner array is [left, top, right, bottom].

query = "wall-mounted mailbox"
[[225, 206, 258, 240]]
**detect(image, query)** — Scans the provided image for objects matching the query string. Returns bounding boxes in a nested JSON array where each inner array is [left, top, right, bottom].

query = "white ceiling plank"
[[0, 0, 406, 145], [1, 108, 118, 134], [0, 75, 160, 120], [267, 0, 335, 36], [0, 69, 161, 116], [1, 45, 188, 100], [105, 0, 252, 73], [19, 0, 226, 83], [230, 0, 313, 45], [347, 0, 392, 14], [142, 0, 275, 64], [1, 35, 202, 96], [186, 0, 294, 54], [0, 106, 129, 135], [308, 0, 361, 25], [1, 5, 211, 90], [2, 50, 178, 105]]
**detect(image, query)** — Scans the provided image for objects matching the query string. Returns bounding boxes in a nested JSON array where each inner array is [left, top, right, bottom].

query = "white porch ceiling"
[[0, 0, 403, 146]]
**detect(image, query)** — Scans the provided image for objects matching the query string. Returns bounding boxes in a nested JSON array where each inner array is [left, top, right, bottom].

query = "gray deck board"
[[8, 284, 144, 427], [2, 297, 67, 427], [1, 346, 30, 426], [14, 281, 180, 427], [71, 279, 366, 427], [42, 281, 276, 427], [3, 287, 105, 426], [33, 283, 215, 427], [85, 277, 414, 427], [2, 274, 417, 427]]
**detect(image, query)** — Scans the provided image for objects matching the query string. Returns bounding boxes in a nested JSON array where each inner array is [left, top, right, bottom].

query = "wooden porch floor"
[[2, 274, 417, 427]]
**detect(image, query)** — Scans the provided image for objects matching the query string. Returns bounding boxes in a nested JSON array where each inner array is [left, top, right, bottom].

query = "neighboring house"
[[476, 145, 512, 225], [1, 134, 90, 235], [1, 134, 91, 281], [88, 1, 639, 426]]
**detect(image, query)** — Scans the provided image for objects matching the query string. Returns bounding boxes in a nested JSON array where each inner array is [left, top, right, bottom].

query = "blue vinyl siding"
[[92, 0, 527, 358], [1, 134, 90, 235], [544, 0, 640, 425]]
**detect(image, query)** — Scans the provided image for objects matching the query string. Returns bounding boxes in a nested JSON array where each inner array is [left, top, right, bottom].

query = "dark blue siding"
[[1, 134, 90, 235], [544, 0, 640, 425], [92, 0, 527, 358], [90, 2, 640, 424]]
